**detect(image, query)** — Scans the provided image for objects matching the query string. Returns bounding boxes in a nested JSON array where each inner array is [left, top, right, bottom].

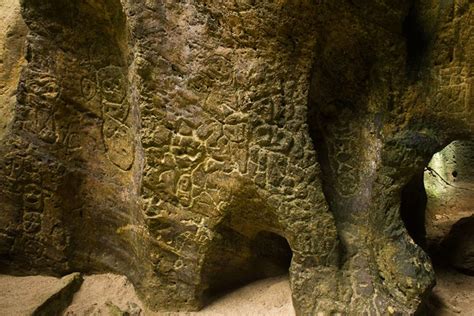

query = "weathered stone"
[[0, 0, 472, 315], [307, 0, 473, 313]]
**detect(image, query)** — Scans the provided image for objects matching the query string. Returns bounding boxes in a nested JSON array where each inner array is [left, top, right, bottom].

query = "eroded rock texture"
[[0, 0, 472, 315], [0, 0, 145, 283], [310, 0, 473, 313]]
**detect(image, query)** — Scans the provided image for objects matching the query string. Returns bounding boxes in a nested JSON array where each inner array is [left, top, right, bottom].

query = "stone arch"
[[397, 139, 474, 313], [193, 177, 340, 313], [400, 139, 474, 252], [197, 180, 290, 302]]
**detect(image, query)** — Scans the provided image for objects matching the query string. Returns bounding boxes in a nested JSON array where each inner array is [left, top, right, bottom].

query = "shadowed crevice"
[[201, 229, 292, 304]]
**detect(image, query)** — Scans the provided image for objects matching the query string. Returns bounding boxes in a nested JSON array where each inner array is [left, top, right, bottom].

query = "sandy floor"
[[428, 268, 474, 316], [0, 266, 472, 315], [0, 274, 76, 315], [62, 271, 474, 316], [63, 274, 294, 316], [64, 274, 144, 316]]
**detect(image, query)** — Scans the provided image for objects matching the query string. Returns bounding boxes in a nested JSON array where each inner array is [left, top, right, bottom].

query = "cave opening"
[[249, 231, 293, 277], [201, 229, 293, 304], [400, 140, 474, 313], [402, 1, 430, 78]]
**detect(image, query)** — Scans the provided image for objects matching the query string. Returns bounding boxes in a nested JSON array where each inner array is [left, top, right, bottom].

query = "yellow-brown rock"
[[0, 1, 472, 315]]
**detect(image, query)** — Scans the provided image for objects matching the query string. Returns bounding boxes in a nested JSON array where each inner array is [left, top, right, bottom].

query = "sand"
[[428, 268, 474, 316], [0, 275, 65, 315]]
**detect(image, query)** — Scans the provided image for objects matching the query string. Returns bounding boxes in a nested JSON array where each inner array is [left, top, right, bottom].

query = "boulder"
[[0, 0, 472, 314], [0, 273, 83, 316]]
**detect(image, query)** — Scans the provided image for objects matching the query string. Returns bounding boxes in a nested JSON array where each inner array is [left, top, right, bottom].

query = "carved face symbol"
[[203, 55, 233, 83], [102, 119, 134, 171], [178, 175, 192, 192], [177, 175, 192, 207], [97, 66, 127, 104]]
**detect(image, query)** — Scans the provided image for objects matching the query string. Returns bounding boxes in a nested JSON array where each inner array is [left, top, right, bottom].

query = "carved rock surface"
[[0, 0, 472, 315], [423, 140, 474, 251], [0, 0, 27, 140]]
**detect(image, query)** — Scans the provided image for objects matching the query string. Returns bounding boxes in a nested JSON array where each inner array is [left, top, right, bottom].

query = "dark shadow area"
[[250, 231, 293, 277], [402, 1, 430, 78], [400, 171, 428, 249], [402, 141, 474, 314], [201, 229, 292, 304]]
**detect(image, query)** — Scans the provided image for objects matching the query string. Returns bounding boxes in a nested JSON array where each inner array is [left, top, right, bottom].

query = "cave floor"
[[1, 270, 473, 315]]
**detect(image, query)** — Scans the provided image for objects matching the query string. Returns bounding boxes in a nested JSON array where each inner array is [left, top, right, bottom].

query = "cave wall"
[[0, 0, 472, 315], [309, 0, 472, 313], [0, 0, 27, 141], [0, 0, 146, 282], [425, 140, 474, 219]]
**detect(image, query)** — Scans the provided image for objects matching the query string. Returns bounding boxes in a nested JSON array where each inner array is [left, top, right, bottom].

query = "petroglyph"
[[0, 0, 472, 315]]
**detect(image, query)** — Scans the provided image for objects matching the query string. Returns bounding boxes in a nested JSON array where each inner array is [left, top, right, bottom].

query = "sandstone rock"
[[64, 273, 145, 316], [423, 140, 474, 255], [0, 0, 472, 315], [0, 272, 83, 316]]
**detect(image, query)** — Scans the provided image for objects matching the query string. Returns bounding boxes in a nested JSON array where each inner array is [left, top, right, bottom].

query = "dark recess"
[[400, 171, 428, 248], [402, 2, 429, 79], [202, 230, 292, 303]]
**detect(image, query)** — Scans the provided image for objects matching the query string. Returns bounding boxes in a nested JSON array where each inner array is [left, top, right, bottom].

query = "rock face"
[[0, 0, 27, 141], [421, 140, 474, 252], [0, 0, 472, 315], [309, 0, 472, 313]]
